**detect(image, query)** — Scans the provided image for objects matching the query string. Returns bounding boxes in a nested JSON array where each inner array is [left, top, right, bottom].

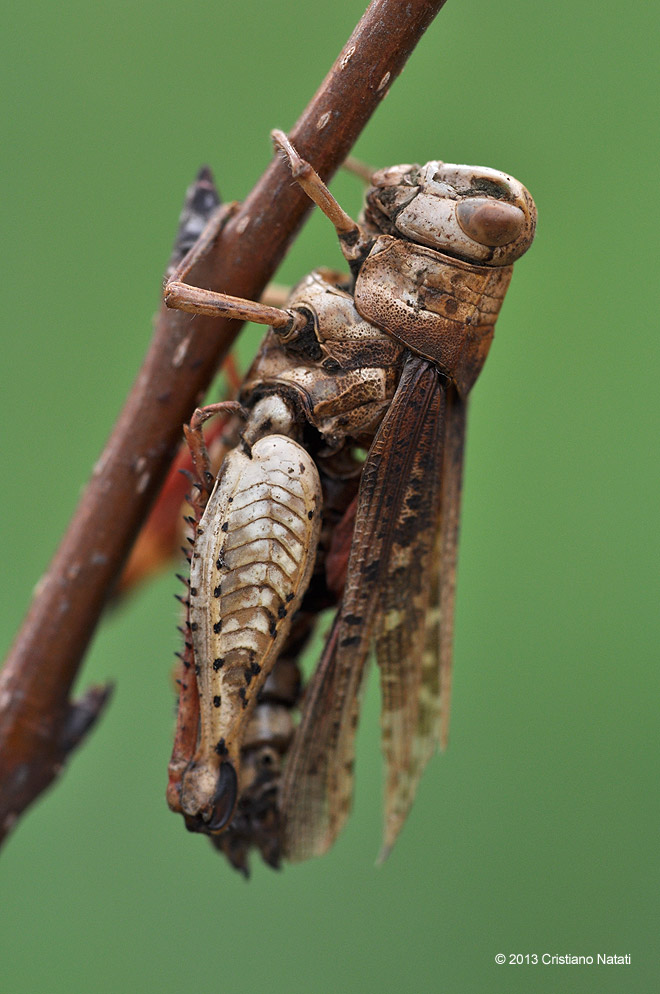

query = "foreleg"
[[271, 130, 372, 265]]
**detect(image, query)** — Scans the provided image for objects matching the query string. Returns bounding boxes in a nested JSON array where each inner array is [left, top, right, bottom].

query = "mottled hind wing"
[[282, 356, 447, 861]]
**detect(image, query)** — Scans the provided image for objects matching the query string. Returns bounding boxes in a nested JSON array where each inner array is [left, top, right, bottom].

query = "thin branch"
[[0, 0, 448, 844]]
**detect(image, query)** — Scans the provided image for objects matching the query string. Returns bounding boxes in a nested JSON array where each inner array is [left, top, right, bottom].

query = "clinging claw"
[[271, 129, 308, 180]]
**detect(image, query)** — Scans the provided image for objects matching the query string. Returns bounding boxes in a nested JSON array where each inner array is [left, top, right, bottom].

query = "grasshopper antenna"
[[342, 155, 375, 185]]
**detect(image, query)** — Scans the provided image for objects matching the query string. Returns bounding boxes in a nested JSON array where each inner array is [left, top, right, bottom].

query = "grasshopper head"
[[365, 160, 536, 266]]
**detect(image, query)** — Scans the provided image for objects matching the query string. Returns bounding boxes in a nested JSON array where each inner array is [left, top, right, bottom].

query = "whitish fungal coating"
[[180, 435, 322, 831]]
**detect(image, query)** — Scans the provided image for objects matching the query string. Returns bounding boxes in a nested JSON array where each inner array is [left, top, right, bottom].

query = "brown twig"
[[0, 0, 448, 844]]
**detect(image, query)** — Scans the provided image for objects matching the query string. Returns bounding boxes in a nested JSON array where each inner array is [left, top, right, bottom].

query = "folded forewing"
[[436, 385, 467, 752], [282, 355, 447, 861], [380, 384, 468, 856]]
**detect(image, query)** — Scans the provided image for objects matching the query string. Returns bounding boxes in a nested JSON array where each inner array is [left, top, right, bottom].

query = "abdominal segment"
[[180, 434, 322, 832]]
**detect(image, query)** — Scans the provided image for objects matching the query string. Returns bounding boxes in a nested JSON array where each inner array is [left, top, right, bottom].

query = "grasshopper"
[[164, 132, 536, 872]]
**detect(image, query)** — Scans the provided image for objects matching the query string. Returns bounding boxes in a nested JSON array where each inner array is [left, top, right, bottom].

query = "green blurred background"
[[2, 2, 657, 992]]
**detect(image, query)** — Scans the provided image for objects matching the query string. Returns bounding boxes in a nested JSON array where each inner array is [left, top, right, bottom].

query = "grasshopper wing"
[[281, 354, 449, 861], [378, 384, 468, 857]]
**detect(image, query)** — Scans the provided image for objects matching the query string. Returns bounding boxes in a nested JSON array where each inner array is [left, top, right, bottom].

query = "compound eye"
[[456, 198, 525, 247]]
